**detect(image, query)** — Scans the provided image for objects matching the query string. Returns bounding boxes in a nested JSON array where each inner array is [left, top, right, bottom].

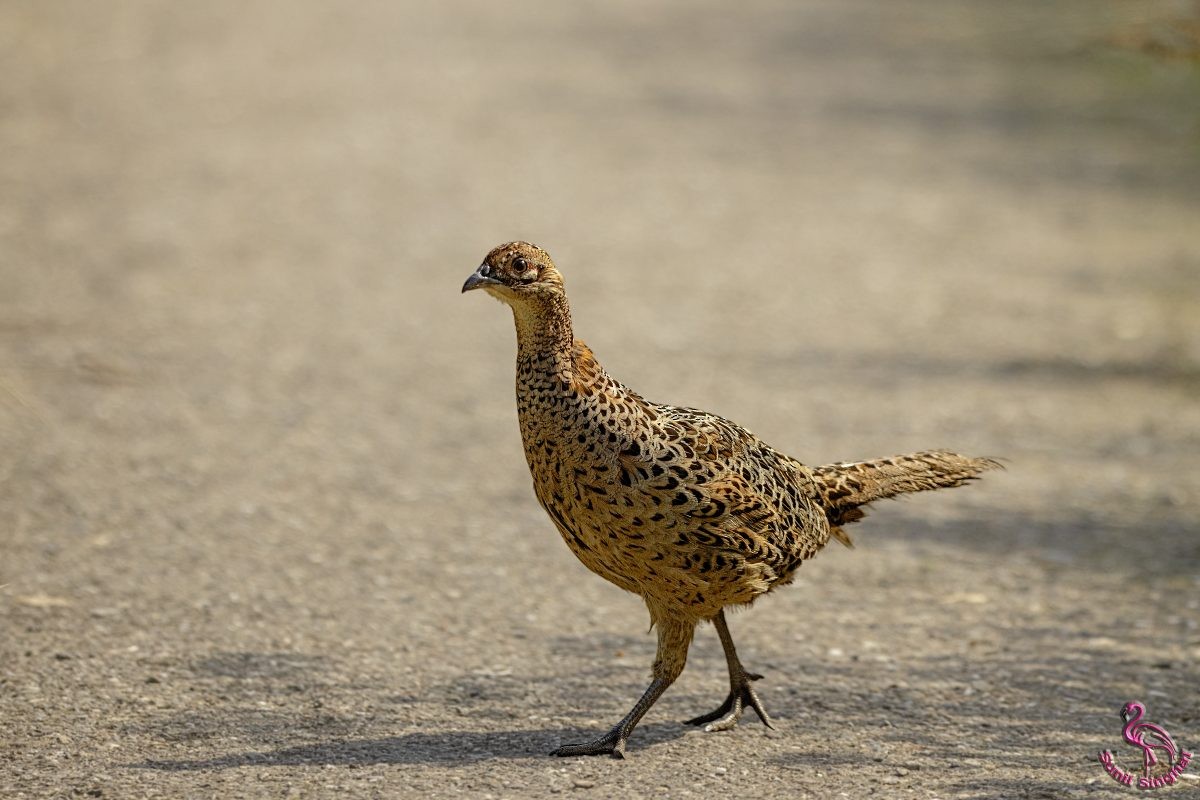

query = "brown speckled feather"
[[811, 451, 1004, 546], [463, 242, 1001, 757]]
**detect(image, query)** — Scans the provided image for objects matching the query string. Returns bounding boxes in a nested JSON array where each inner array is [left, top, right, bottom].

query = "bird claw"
[[552, 725, 628, 758], [685, 671, 773, 732]]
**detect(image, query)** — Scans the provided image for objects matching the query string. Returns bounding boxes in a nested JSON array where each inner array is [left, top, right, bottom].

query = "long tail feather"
[[812, 450, 1002, 544]]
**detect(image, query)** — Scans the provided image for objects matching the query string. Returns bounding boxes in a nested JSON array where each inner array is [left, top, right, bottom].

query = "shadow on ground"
[[132, 723, 687, 770]]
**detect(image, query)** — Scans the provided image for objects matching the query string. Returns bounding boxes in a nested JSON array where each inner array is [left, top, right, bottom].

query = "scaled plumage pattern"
[[463, 242, 1000, 758]]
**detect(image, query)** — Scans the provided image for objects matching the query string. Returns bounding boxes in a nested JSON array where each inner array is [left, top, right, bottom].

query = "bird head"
[[461, 241, 565, 304]]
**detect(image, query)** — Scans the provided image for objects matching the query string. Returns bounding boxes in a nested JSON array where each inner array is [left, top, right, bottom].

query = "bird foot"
[[551, 725, 629, 759], [685, 671, 774, 732]]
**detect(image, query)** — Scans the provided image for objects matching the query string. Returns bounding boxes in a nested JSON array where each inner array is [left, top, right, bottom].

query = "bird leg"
[[551, 676, 671, 758], [686, 609, 773, 732], [553, 616, 692, 758]]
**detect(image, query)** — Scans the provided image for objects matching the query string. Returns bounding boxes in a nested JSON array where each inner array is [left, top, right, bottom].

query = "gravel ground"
[[2, 2, 1199, 798]]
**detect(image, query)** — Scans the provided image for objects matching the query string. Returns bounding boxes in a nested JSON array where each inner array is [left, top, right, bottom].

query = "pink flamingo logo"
[[1121, 701, 1177, 778], [1099, 700, 1193, 789]]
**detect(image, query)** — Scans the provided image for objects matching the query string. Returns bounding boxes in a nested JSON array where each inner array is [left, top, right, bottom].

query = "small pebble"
[[573, 779, 595, 789]]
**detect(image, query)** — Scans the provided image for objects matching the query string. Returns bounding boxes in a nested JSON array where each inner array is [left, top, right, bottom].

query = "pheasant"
[[462, 241, 1000, 758]]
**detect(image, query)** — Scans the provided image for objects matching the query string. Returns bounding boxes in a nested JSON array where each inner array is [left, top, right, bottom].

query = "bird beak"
[[462, 264, 500, 293]]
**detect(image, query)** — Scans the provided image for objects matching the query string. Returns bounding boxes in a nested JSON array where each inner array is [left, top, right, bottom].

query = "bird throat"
[[511, 293, 575, 377]]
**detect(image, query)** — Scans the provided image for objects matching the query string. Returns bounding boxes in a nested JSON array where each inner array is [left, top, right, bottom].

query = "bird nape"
[[462, 241, 1001, 758]]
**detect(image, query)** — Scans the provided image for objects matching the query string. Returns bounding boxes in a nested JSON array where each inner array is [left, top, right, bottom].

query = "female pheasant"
[[462, 241, 999, 758]]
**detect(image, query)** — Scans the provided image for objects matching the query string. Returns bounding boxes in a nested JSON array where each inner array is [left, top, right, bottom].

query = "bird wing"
[[614, 406, 823, 609]]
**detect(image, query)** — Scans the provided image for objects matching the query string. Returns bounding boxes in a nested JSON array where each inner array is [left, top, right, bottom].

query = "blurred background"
[[2, 2, 1198, 797]]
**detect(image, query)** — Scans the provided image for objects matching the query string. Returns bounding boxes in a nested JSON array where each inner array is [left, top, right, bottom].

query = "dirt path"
[[2, 2, 1198, 797]]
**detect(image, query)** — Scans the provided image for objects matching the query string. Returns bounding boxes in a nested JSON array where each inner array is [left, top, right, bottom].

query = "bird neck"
[[511, 292, 575, 375], [1123, 704, 1144, 743]]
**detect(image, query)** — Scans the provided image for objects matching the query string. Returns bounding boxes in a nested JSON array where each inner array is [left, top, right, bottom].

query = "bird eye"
[[513, 257, 528, 273]]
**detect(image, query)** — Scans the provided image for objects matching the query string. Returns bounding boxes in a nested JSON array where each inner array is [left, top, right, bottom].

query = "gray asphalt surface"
[[2, 2, 1199, 798]]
